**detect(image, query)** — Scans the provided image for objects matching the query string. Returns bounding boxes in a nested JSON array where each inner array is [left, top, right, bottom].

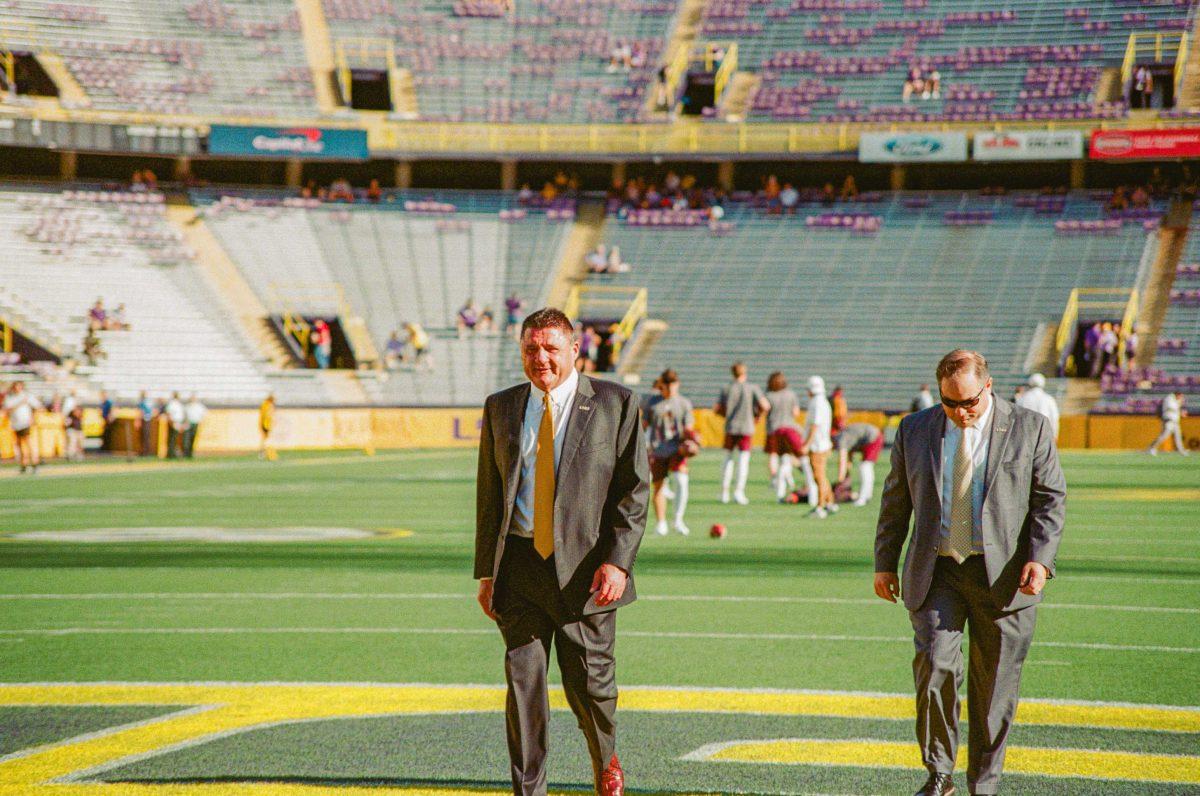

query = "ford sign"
[[859, 132, 968, 162]]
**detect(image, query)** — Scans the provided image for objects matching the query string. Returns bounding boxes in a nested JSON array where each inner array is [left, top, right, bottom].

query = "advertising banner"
[[1089, 128, 1200, 160], [974, 131, 1083, 161], [858, 132, 968, 162], [208, 125, 369, 159]]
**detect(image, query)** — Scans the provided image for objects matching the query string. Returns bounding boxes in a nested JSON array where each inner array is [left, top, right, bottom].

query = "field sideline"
[[0, 448, 1197, 795]]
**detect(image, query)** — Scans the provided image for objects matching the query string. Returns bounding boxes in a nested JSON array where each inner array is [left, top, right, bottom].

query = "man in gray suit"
[[476, 307, 649, 796], [874, 350, 1066, 796]]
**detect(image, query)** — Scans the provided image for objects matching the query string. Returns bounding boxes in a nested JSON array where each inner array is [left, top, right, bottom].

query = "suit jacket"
[[475, 374, 650, 615], [874, 397, 1066, 612]]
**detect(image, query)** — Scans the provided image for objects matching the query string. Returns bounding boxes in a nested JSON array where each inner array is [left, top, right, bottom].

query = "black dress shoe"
[[915, 772, 956, 796]]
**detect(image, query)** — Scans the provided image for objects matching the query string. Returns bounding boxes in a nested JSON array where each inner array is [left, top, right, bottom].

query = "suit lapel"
[[982, 396, 1013, 502], [556, 375, 596, 487], [504, 383, 529, 497], [928, 409, 945, 505]]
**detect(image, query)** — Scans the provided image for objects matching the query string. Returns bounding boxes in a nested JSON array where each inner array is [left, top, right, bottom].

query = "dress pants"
[[494, 535, 617, 796], [909, 555, 1036, 795]]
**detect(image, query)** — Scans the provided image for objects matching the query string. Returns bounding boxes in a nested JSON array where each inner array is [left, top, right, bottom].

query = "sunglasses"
[[941, 384, 987, 411]]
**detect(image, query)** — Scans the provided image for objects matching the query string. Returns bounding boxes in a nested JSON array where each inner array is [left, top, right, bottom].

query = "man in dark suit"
[[476, 307, 649, 796], [874, 350, 1066, 796]]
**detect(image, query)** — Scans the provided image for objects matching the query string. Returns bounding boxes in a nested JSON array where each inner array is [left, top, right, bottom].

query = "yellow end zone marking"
[[375, 528, 415, 539], [701, 738, 1200, 784], [0, 685, 1197, 791], [1071, 487, 1200, 502]]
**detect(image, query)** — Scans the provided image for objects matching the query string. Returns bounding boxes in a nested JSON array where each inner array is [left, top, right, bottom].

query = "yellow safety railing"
[[564, 285, 648, 367], [1057, 288, 1140, 373], [269, 281, 351, 353], [713, 42, 738, 105], [662, 44, 689, 112], [1121, 31, 1187, 100], [0, 317, 12, 353]]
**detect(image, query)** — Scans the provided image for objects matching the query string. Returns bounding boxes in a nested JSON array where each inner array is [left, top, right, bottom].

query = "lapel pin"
[[579, 405, 591, 411]]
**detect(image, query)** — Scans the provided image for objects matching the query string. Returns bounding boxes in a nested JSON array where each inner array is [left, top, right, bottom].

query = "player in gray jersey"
[[643, 369, 696, 535], [835, 422, 884, 506], [764, 372, 818, 503], [714, 361, 770, 504]]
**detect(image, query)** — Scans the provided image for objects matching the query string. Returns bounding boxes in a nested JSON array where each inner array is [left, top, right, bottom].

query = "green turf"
[[1, 448, 1198, 794]]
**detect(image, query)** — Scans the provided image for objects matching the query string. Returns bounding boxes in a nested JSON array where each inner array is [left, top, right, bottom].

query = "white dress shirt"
[[804, 394, 833, 454], [939, 395, 995, 557], [509, 368, 579, 538]]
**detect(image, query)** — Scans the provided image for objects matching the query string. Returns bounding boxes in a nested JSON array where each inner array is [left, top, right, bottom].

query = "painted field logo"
[[884, 136, 943, 157]]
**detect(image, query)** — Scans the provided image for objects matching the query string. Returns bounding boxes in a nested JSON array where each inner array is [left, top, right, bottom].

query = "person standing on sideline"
[[714, 361, 770, 504], [164, 393, 186, 459], [475, 307, 648, 796], [801, 375, 836, 517], [764, 372, 815, 503], [259, 393, 277, 460], [99, 391, 114, 451], [912, 383, 935, 412], [183, 395, 206, 458], [874, 350, 1066, 796], [3, 382, 43, 473], [835, 422, 883, 506], [643, 369, 695, 536], [137, 391, 155, 456], [1148, 391, 1189, 455], [1015, 373, 1059, 440]]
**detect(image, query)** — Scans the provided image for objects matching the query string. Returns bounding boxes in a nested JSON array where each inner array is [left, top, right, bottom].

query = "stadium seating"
[[197, 189, 571, 404], [321, 0, 676, 122], [592, 190, 1152, 408], [0, 186, 275, 405], [716, 0, 1193, 122], [1, 0, 314, 117]]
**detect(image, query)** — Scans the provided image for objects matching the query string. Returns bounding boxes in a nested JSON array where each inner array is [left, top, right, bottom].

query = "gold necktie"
[[533, 392, 556, 559], [945, 426, 974, 563]]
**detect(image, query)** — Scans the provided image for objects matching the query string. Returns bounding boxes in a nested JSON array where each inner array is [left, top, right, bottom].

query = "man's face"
[[521, 326, 579, 393], [939, 372, 992, 429]]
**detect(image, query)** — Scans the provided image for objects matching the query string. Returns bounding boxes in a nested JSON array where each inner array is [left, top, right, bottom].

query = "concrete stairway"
[[34, 52, 89, 108], [720, 71, 760, 122], [1136, 226, 1188, 367], [547, 202, 606, 311], [294, 0, 340, 114], [645, 0, 709, 117]]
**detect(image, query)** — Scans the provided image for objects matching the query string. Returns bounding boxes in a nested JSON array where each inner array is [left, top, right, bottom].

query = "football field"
[[0, 448, 1197, 795]]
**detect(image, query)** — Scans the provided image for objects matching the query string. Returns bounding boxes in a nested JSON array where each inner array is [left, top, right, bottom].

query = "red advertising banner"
[[1089, 128, 1200, 159]]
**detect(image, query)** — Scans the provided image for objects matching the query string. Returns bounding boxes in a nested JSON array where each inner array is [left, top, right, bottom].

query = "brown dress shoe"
[[599, 754, 624, 796], [915, 772, 956, 795]]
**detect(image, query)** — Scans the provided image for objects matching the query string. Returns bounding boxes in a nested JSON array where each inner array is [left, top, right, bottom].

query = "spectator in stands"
[[607, 245, 631, 274], [1016, 373, 1060, 440], [1148, 391, 1189, 456], [762, 175, 782, 213], [840, 175, 859, 201], [1082, 322, 1102, 375], [540, 181, 558, 202], [1133, 65, 1152, 109], [607, 41, 633, 73], [456, 299, 481, 337], [1130, 185, 1150, 209], [707, 202, 725, 231], [164, 392, 185, 458], [478, 307, 496, 334], [3, 381, 43, 474], [835, 422, 884, 507], [517, 183, 535, 204], [1149, 168, 1169, 199], [830, 384, 848, 434], [504, 293, 525, 338], [384, 330, 407, 370], [780, 183, 800, 213], [820, 182, 836, 206], [912, 383, 935, 412], [137, 391, 155, 456], [405, 321, 432, 370], [88, 299, 107, 331], [183, 394, 206, 458], [902, 66, 923, 103], [130, 170, 148, 193], [259, 393, 276, 461], [580, 325, 599, 365], [111, 303, 130, 331], [801, 375, 836, 518], [1124, 326, 1140, 369], [924, 68, 940, 99], [82, 327, 104, 366], [1107, 186, 1129, 212], [586, 244, 609, 273], [715, 361, 770, 505], [328, 178, 354, 202], [312, 319, 333, 369], [366, 179, 383, 203], [1095, 322, 1118, 376]]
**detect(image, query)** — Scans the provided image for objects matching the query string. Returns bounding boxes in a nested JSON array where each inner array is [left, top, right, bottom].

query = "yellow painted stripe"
[[708, 738, 1200, 784], [1071, 488, 1200, 502]]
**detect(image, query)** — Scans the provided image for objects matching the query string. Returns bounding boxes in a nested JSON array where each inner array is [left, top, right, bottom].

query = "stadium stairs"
[[295, 0, 341, 115], [1177, 23, 1200, 111], [32, 52, 90, 108], [646, 0, 709, 118], [547, 202, 606, 311], [1136, 226, 1188, 368]]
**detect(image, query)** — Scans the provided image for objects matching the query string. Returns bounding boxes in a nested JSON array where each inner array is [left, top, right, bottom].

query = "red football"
[[709, 523, 726, 539]]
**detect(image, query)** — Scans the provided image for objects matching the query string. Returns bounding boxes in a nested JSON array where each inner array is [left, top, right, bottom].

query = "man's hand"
[[874, 572, 900, 603], [477, 578, 498, 621], [1019, 562, 1049, 596], [590, 563, 628, 607]]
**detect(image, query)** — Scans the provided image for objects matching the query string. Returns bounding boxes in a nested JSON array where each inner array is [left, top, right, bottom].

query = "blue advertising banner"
[[858, 132, 968, 163], [208, 125, 369, 160]]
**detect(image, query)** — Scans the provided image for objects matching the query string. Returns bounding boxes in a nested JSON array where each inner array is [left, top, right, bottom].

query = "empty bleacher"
[[592, 191, 1152, 409]]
